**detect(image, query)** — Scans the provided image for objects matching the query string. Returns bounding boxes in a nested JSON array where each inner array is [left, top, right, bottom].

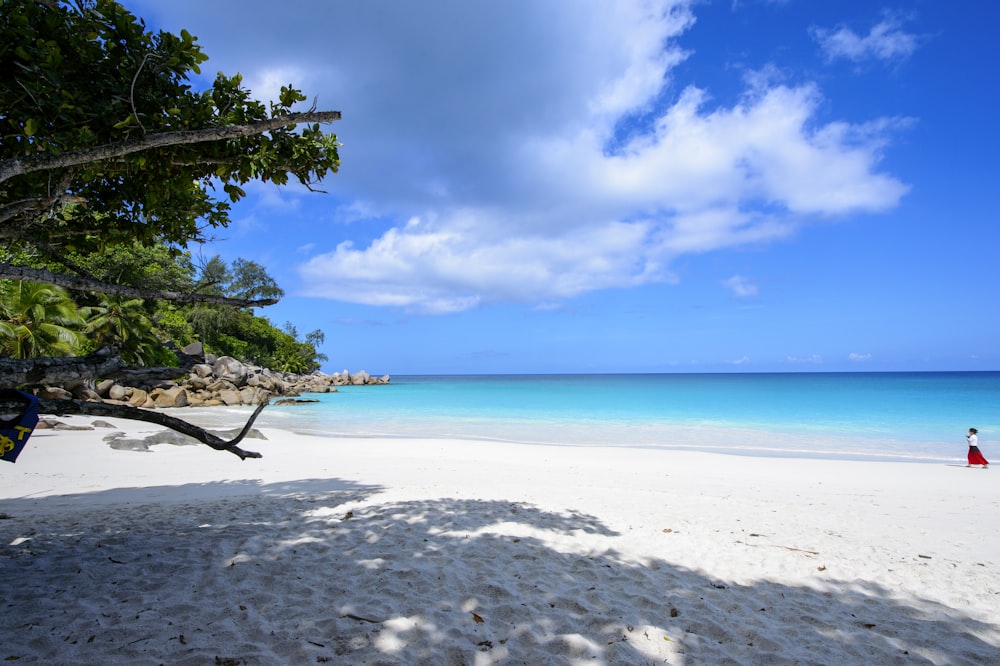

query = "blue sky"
[[125, 0, 1000, 374]]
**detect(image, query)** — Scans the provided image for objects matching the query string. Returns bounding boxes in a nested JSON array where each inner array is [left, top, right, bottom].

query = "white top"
[[968, 433, 979, 447]]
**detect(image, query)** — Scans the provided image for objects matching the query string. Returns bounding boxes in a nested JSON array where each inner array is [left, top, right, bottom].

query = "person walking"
[[966, 428, 989, 468]]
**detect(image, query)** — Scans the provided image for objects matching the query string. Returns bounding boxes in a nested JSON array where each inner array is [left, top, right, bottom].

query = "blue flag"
[[0, 390, 40, 463]]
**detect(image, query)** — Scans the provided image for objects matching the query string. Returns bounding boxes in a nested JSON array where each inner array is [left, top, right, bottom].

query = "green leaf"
[[24, 118, 38, 137]]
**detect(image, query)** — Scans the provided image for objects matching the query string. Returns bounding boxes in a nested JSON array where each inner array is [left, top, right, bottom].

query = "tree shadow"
[[1, 481, 997, 664]]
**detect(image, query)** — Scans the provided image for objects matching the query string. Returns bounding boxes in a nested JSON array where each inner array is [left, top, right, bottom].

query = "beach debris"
[[817, 565, 827, 571], [477, 641, 493, 649], [670, 608, 680, 617], [662, 528, 673, 533], [777, 545, 820, 555], [917, 554, 932, 559], [472, 612, 485, 624], [342, 510, 354, 521], [341, 613, 381, 624]]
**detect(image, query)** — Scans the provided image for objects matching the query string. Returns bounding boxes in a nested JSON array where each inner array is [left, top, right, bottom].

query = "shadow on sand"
[[1, 478, 997, 665]]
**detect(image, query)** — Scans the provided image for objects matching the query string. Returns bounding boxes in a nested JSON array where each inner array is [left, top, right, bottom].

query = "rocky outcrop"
[[67, 355, 390, 409]]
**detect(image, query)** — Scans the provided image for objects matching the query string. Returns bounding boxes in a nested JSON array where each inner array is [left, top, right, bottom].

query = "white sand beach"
[[2, 414, 999, 665]]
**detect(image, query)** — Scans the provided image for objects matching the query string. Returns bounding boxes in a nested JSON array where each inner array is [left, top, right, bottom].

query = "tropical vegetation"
[[0, 244, 327, 371], [0, 0, 342, 455]]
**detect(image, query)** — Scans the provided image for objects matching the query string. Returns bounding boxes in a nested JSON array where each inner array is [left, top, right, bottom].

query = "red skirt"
[[968, 446, 989, 466]]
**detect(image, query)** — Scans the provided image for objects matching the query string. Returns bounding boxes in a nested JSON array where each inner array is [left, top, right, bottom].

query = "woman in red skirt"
[[966, 428, 989, 468]]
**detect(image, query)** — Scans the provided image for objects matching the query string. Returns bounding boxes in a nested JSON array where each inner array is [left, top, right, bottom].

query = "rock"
[[36, 386, 72, 400], [218, 389, 242, 406], [191, 363, 214, 378], [207, 379, 237, 393], [239, 386, 265, 405], [127, 388, 148, 407], [90, 420, 116, 428], [213, 356, 248, 386], [72, 386, 103, 402], [181, 341, 204, 358], [152, 386, 189, 408], [187, 375, 208, 391], [34, 352, 390, 417], [37, 418, 101, 430]]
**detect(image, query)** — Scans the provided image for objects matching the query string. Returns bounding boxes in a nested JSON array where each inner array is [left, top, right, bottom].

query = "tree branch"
[[0, 347, 200, 388], [0, 264, 280, 307], [38, 398, 267, 459], [0, 110, 342, 184]]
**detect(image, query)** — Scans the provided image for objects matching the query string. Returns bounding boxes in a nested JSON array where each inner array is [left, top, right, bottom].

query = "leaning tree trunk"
[[38, 398, 266, 460], [2, 347, 267, 459]]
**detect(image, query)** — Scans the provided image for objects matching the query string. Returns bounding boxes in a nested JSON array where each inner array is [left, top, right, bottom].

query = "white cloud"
[[242, 66, 309, 106], [811, 14, 920, 64], [722, 275, 758, 298], [848, 352, 872, 362], [300, 213, 661, 313], [131, 0, 911, 314], [302, 73, 907, 310], [787, 354, 823, 364]]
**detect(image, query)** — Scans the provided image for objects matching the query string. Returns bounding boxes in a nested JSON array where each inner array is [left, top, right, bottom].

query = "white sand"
[[1, 414, 999, 665]]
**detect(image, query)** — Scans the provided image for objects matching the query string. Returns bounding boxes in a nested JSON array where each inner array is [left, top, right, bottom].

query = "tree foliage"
[[1, 0, 341, 256], [0, 246, 329, 370], [0, 0, 343, 457], [0, 279, 82, 358]]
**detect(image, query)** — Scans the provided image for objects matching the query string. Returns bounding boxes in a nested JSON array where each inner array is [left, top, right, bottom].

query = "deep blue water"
[[192, 372, 1000, 464]]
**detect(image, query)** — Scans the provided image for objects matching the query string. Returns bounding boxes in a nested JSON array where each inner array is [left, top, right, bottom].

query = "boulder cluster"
[[36, 354, 390, 408]]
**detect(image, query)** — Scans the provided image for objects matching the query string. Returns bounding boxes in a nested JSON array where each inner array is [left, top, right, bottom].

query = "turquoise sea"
[[195, 372, 1000, 464]]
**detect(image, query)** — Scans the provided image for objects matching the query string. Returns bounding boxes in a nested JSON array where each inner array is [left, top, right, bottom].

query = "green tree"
[[1, 0, 341, 259], [229, 259, 284, 302], [193, 255, 232, 296], [0, 280, 83, 358], [80, 293, 161, 366], [0, 0, 342, 458]]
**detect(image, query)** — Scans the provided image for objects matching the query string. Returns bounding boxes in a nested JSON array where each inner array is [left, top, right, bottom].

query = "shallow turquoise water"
[[190, 372, 997, 464]]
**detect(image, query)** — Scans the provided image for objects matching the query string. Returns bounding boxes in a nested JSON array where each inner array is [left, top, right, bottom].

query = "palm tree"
[[81, 294, 160, 366], [0, 281, 84, 358]]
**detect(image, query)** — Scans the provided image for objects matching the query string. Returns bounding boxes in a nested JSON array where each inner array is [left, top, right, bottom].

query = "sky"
[[123, 0, 1000, 375]]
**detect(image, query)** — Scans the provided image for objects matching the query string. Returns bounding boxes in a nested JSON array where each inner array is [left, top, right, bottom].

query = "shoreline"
[[2, 416, 998, 663], [160, 403, 970, 467]]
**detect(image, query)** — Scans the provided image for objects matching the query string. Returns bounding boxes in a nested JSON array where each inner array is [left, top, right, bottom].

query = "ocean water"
[[188, 372, 1000, 464]]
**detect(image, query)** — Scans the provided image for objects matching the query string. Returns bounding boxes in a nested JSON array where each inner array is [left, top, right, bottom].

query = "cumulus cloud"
[[135, 0, 910, 314], [848, 352, 872, 361], [304, 70, 907, 311], [811, 13, 920, 64]]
